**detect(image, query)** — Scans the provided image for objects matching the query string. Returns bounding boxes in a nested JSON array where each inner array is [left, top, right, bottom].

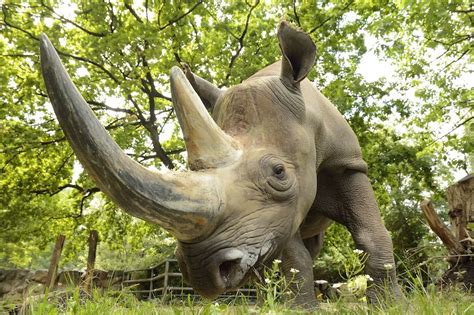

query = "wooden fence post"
[[45, 234, 66, 293], [83, 230, 99, 294]]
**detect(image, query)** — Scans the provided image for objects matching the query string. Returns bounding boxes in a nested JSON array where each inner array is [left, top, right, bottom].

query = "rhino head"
[[40, 22, 317, 298]]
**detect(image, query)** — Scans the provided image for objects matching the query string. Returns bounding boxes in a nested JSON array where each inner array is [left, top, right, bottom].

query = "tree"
[[0, 0, 471, 276]]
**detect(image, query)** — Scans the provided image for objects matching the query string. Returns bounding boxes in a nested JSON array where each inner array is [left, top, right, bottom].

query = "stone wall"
[[0, 268, 126, 305]]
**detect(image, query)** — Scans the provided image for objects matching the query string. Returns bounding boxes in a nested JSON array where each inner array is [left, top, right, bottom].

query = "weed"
[[16, 253, 474, 315]]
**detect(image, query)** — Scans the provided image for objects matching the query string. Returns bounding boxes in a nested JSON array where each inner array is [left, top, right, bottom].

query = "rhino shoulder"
[[301, 81, 367, 174]]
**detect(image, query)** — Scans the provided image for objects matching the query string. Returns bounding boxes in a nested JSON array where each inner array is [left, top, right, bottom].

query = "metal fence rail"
[[121, 258, 257, 302]]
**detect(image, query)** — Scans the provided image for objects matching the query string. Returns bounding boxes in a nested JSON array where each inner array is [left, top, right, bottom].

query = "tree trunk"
[[447, 174, 474, 250], [427, 174, 474, 291], [421, 200, 465, 257]]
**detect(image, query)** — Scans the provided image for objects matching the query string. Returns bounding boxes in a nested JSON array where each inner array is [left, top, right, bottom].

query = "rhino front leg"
[[303, 232, 324, 259], [319, 169, 402, 303], [281, 232, 317, 309]]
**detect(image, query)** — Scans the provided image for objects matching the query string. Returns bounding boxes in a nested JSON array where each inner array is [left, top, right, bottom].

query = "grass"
[[4, 259, 473, 314], [18, 286, 472, 315], [14, 271, 473, 315]]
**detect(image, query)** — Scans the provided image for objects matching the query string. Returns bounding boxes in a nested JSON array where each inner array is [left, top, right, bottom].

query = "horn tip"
[[170, 66, 184, 79], [39, 33, 51, 50], [39, 33, 55, 66]]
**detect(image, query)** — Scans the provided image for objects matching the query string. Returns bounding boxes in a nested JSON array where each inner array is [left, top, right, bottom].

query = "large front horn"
[[40, 34, 221, 242], [170, 67, 240, 170]]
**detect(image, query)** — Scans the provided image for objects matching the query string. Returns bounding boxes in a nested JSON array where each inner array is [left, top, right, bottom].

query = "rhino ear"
[[277, 21, 316, 85]]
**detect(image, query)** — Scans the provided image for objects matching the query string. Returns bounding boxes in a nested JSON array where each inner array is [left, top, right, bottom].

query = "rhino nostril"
[[213, 248, 245, 289], [219, 258, 241, 284]]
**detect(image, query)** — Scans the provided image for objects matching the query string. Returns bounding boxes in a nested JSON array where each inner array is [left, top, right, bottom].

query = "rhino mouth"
[[177, 238, 277, 299], [203, 241, 276, 297], [175, 222, 288, 299]]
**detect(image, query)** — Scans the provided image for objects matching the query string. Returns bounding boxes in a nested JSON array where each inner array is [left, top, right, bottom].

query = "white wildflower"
[[353, 249, 364, 255], [290, 268, 299, 274], [365, 275, 374, 281], [264, 278, 271, 284], [163, 237, 175, 245], [273, 259, 282, 264], [384, 263, 393, 270], [332, 283, 345, 289]]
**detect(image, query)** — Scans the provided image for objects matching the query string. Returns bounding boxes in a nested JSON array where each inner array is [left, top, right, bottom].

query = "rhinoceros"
[[39, 21, 401, 307]]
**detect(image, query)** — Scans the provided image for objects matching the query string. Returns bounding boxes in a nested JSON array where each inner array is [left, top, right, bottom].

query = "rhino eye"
[[272, 165, 286, 179], [257, 155, 295, 200]]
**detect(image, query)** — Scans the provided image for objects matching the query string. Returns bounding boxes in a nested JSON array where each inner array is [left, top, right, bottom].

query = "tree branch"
[[128, 95, 148, 123], [32, 183, 85, 196], [40, 1, 108, 37], [223, 0, 260, 85], [309, 0, 355, 34], [106, 1, 118, 32], [79, 187, 101, 215], [129, 148, 185, 162], [428, 115, 473, 146], [427, 34, 473, 48], [124, 2, 143, 23], [158, 108, 174, 135], [2, 5, 38, 41], [442, 48, 471, 70], [1, 151, 22, 172], [0, 53, 36, 58], [450, 8, 474, 14], [57, 50, 120, 84], [52, 152, 74, 176], [4, 16, 120, 84], [159, 1, 203, 30], [87, 99, 133, 114], [128, 95, 174, 169], [292, 0, 301, 27], [3, 5, 121, 84], [146, 125, 174, 169]]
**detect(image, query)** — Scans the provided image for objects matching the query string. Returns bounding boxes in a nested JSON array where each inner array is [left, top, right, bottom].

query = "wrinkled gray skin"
[[40, 21, 401, 308]]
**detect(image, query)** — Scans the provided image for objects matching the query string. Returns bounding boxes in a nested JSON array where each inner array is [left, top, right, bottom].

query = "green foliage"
[[17, 277, 474, 314], [0, 0, 471, 280], [255, 259, 298, 309], [315, 223, 356, 281]]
